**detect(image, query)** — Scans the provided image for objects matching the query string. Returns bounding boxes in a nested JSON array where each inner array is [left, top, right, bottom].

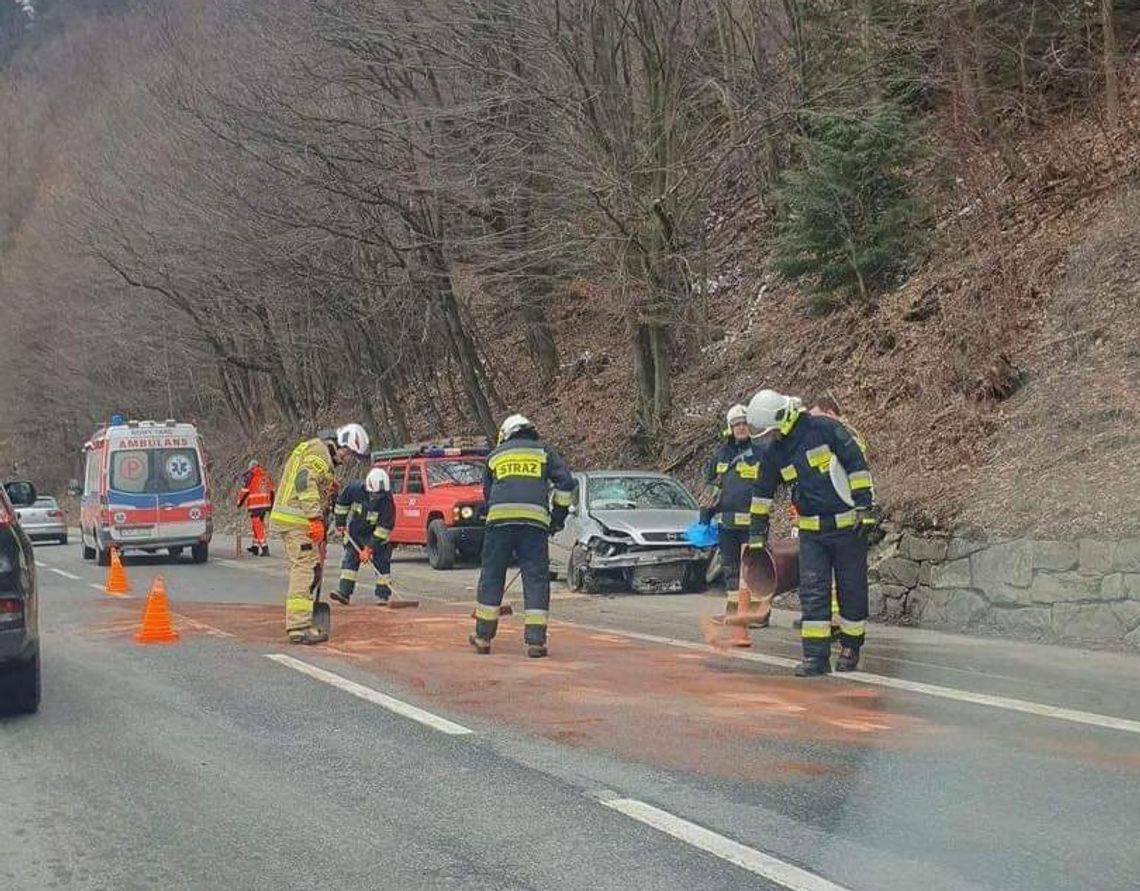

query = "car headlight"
[[460, 506, 474, 520]]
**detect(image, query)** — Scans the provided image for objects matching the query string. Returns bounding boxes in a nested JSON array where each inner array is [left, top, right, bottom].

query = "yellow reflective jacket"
[[269, 438, 335, 532]]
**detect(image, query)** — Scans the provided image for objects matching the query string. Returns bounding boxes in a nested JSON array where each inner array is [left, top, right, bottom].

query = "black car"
[[1, 480, 40, 715]]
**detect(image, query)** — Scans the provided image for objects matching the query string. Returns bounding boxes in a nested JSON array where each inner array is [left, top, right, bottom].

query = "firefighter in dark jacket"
[[746, 389, 876, 676], [330, 467, 396, 605], [470, 414, 576, 658], [703, 404, 769, 621]]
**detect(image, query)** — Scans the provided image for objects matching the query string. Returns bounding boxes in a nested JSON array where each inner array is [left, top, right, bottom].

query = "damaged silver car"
[[549, 471, 709, 594]]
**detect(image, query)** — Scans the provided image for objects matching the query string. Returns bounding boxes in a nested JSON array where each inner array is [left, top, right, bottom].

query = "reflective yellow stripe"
[[715, 462, 729, 475], [729, 512, 751, 527], [487, 503, 550, 525], [750, 496, 773, 516], [552, 489, 574, 507], [830, 589, 840, 614], [365, 511, 378, 523], [286, 595, 312, 613], [340, 570, 357, 582], [801, 620, 832, 639], [524, 609, 549, 626], [780, 465, 798, 483], [334, 506, 349, 517], [736, 463, 758, 480], [806, 444, 832, 471], [849, 470, 873, 491], [839, 617, 865, 637], [373, 527, 391, 542], [475, 604, 501, 621], [375, 575, 391, 585], [796, 510, 857, 531]]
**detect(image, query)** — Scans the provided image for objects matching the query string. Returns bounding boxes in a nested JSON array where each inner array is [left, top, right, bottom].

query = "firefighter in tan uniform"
[[269, 424, 370, 644]]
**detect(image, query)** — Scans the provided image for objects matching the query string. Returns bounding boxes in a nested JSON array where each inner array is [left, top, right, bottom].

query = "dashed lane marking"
[[49, 567, 82, 580]]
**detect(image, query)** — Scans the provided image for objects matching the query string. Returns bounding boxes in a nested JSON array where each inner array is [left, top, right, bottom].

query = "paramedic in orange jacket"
[[237, 460, 275, 557]]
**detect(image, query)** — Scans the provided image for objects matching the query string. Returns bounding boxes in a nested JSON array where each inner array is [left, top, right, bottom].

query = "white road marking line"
[[49, 567, 82, 580], [89, 583, 107, 592], [266, 654, 473, 735], [36, 559, 49, 568], [172, 614, 237, 639], [216, 558, 279, 574], [601, 798, 854, 891], [575, 624, 1140, 737]]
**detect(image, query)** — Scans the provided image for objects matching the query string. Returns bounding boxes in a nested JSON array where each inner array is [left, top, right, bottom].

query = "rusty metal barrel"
[[740, 537, 800, 601]]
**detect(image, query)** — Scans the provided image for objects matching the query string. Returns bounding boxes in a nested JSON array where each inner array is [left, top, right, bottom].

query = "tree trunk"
[[1102, 0, 1119, 128]]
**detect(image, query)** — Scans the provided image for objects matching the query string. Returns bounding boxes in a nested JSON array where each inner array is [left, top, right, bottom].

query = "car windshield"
[[425, 460, 484, 488], [587, 476, 697, 511], [34, 497, 57, 508], [110, 448, 202, 494]]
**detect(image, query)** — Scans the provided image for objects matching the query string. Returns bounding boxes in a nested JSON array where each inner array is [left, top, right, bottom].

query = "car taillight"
[[0, 503, 11, 528], [0, 598, 23, 627], [49, 510, 64, 518]]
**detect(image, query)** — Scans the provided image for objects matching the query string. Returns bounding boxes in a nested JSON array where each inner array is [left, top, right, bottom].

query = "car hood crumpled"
[[591, 509, 698, 545]]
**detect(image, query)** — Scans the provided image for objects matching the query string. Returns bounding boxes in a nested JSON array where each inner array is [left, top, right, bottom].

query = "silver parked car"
[[17, 495, 68, 545], [549, 471, 709, 594]]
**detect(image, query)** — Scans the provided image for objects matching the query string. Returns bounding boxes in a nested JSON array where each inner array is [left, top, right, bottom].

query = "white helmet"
[[498, 413, 535, 443], [335, 423, 371, 457], [365, 467, 390, 493], [746, 389, 803, 436], [725, 404, 748, 427]]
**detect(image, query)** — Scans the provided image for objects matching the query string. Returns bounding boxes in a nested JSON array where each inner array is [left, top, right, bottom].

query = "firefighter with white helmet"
[[746, 389, 876, 675], [331, 466, 396, 606], [269, 423, 371, 644], [470, 413, 576, 658], [703, 403, 771, 624]]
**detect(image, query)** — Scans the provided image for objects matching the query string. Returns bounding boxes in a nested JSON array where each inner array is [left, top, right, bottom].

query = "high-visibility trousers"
[[283, 528, 320, 632], [475, 524, 550, 646], [798, 529, 868, 659]]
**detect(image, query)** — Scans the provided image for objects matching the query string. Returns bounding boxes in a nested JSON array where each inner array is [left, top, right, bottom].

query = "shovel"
[[310, 539, 331, 636], [346, 534, 419, 609]]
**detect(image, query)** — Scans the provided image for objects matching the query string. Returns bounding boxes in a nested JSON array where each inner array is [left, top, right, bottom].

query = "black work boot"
[[527, 644, 549, 659], [329, 589, 351, 606], [835, 646, 861, 672], [246, 545, 260, 556], [468, 633, 492, 655], [260, 546, 270, 557], [794, 656, 831, 677]]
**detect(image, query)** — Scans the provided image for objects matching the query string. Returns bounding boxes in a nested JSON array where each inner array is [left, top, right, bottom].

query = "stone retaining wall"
[[869, 532, 1140, 649]]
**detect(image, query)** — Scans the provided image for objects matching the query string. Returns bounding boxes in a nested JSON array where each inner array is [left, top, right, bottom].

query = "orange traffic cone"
[[105, 547, 131, 596], [134, 576, 180, 645]]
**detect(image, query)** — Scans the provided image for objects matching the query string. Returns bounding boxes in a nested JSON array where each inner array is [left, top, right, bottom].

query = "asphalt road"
[[3, 536, 1139, 891]]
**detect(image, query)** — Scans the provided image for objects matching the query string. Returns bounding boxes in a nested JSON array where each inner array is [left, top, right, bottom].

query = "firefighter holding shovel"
[[269, 424, 371, 645], [332, 467, 397, 605]]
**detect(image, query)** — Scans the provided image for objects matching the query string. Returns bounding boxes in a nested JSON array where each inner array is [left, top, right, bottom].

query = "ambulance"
[[79, 418, 213, 565]]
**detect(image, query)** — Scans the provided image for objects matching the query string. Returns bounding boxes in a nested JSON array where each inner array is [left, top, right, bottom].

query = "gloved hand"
[[360, 547, 374, 565], [549, 507, 568, 535], [746, 534, 767, 552], [336, 526, 347, 543], [307, 517, 326, 544], [854, 509, 876, 540]]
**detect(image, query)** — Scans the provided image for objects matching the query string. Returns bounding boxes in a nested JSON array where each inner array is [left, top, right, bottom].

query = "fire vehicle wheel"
[[191, 542, 209, 564], [426, 519, 457, 570]]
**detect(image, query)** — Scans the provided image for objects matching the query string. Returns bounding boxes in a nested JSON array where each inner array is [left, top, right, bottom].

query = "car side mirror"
[[4, 480, 37, 508]]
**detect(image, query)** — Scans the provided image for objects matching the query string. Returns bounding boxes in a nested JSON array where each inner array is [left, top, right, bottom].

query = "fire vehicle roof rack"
[[372, 442, 490, 462]]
